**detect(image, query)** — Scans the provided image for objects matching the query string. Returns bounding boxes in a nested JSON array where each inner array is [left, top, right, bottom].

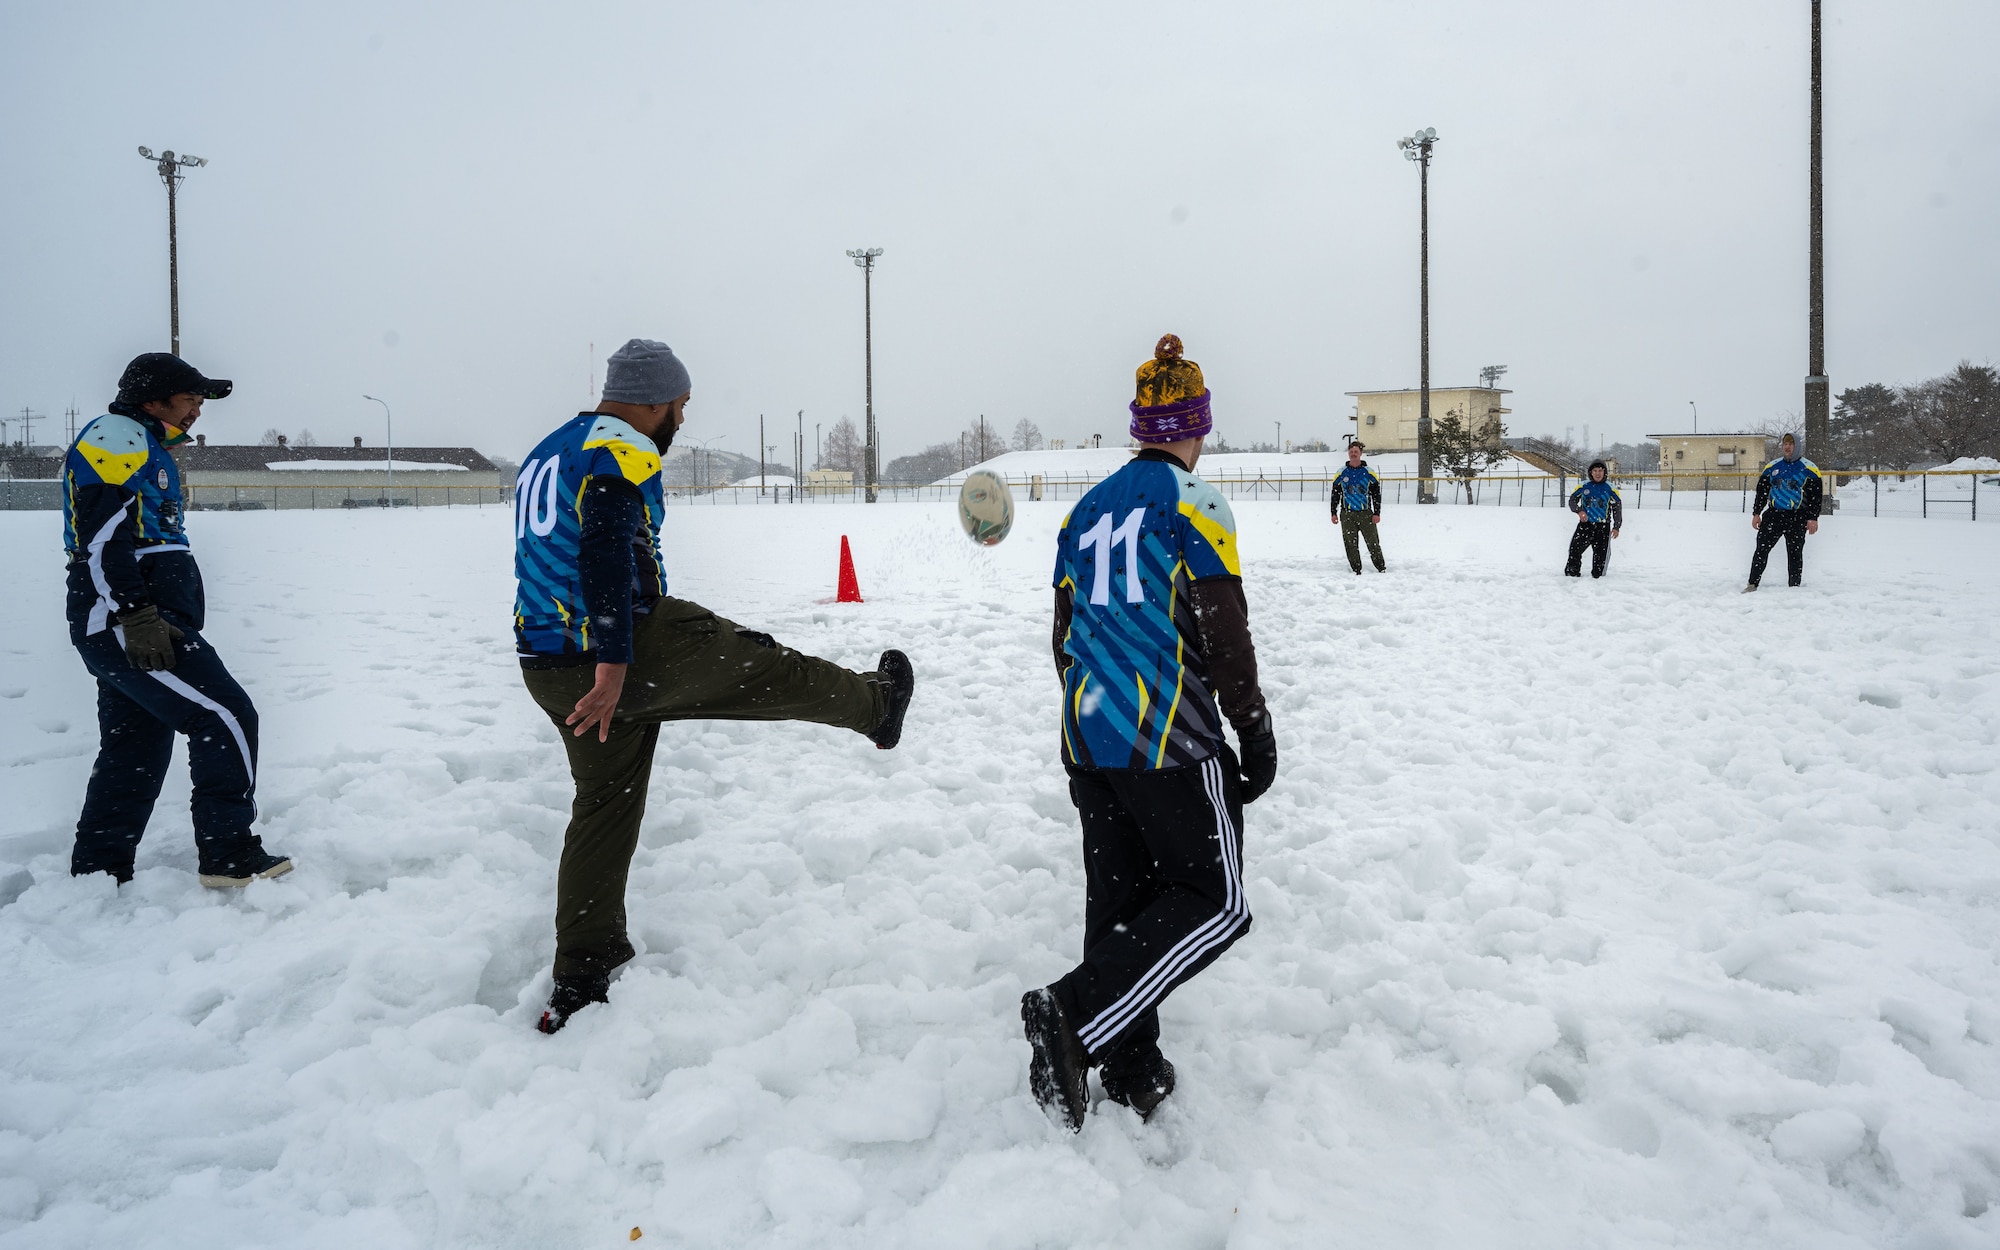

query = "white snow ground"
[[1, 500, 1996, 1249]]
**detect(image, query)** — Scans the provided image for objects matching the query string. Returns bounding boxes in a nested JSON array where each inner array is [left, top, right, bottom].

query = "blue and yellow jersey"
[[1052, 453, 1239, 771], [63, 414, 188, 555], [1332, 463, 1381, 514], [61, 414, 201, 639], [1757, 457, 1823, 514], [513, 413, 668, 659], [1567, 479, 1622, 525]]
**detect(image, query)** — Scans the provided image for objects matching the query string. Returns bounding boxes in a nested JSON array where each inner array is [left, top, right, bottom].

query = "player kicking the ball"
[[1025, 334, 1277, 1129], [515, 339, 915, 1034]]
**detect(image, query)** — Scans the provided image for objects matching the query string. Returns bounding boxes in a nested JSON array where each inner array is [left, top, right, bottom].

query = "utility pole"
[[846, 248, 884, 501], [136, 147, 208, 356], [1689, 400, 1699, 434], [796, 411, 804, 500], [1398, 127, 1440, 503], [16, 408, 40, 450], [1805, 0, 1831, 472], [759, 414, 766, 498]]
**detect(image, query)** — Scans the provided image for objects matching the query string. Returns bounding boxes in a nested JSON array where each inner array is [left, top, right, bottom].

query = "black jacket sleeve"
[[1801, 471, 1824, 521], [69, 480, 150, 617], [1368, 475, 1382, 515], [577, 476, 644, 664], [1052, 586, 1073, 684], [1187, 577, 1269, 734], [1752, 468, 1772, 516], [1609, 491, 1624, 530]]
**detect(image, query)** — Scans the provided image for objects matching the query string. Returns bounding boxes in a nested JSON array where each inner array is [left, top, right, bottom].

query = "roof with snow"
[[175, 443, 496, 471]]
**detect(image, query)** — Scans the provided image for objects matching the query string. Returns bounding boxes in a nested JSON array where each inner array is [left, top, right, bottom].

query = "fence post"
[[1923, 474, 1928, 519]]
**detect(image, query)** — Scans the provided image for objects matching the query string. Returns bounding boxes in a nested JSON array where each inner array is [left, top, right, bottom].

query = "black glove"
[[118, 604, 184, 671], [1236, 711, 1277, 804]]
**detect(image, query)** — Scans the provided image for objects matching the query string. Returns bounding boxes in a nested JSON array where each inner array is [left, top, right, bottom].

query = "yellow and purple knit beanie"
[[1129, 334, 1213, 443]]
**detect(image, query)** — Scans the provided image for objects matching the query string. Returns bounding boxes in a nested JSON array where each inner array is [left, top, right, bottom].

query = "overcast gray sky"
[[3, 1, 1995, 461]]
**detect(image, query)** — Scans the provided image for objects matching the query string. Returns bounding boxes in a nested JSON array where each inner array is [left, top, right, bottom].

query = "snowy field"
[[2, 499, 1997, 1249]]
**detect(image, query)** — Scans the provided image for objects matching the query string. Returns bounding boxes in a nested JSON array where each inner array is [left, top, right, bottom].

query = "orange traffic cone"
[[836, 535, 863, 603]]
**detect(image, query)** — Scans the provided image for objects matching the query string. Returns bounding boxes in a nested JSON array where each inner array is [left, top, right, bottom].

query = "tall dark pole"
[[1400, 128, 1440, 503], [138, 148, 207, 357], [1805, 0, 1830, 466], [848, 248, 884, 502]]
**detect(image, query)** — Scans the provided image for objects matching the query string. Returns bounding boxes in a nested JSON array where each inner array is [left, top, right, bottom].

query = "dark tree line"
[[1833, 362, 1998, 468]]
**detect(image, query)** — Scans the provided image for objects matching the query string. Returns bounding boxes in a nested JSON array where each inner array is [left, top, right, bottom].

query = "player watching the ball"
[[1023, 333, 1277, 1130]]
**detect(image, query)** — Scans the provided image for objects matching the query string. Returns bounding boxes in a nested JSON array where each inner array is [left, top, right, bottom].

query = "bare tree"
[[1011, 418, 1044, 451], [259, 428, 287, 446], [821, 417, 863, 475], [295, 428, 318, 447]]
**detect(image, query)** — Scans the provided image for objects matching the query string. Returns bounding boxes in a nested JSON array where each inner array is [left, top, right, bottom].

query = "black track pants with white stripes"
[[1053, 749, 1252, 1062], [72, 626, 263, 877]]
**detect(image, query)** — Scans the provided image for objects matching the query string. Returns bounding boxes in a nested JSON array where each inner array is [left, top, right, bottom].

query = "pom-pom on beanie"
[[1129, 334, 1214, 443]]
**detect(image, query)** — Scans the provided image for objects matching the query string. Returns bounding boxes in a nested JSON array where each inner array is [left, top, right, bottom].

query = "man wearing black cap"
[[59, 353, 291, 887]]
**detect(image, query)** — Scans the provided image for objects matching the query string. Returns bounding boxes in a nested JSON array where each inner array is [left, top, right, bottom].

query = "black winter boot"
[[198, 849, 294, 889], [1099, 1042, 1176, 1121], [538, 972, 610, 1034], [866, 650, 915, 750], [1022, 988, 1091, 1132]]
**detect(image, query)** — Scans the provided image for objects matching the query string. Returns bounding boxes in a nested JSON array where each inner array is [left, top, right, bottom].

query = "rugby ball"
[[957, 470, 1015, 546]]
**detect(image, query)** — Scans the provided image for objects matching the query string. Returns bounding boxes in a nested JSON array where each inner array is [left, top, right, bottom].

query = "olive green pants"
[[1340, 509, 1385, 573], [522, 597, 886, 979]]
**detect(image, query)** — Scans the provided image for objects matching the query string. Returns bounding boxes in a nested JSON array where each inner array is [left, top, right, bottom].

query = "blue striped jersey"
[[513, 413, 667, 659], [1760, 457, 1821, 511], [1053, 454, 1240, 771], [63, 414, 188, 556]]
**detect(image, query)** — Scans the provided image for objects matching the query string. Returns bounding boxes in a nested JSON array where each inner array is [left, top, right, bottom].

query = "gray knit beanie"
[[602, 339, 691, 405]]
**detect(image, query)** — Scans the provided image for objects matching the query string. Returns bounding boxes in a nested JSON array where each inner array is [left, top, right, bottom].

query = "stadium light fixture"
[[138, 145, 211, 355], [846, 247, 884, 502], [1398, 128, 1440, 503]]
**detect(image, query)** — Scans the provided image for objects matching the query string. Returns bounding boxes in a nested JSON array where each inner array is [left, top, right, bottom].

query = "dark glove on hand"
[[1237, 711, 1277, 805], [119, 604, 184, 671]]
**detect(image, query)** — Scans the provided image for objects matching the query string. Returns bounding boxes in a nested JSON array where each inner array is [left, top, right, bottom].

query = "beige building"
[[1345, 387, 1511, 451], [1649, 433, 1770, 491]]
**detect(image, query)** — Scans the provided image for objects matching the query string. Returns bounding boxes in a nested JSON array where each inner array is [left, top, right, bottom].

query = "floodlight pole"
[[1804, 0, 1830, 466], [364, 395, 392, 503], [847, 248, 883, 501], [1400, 129, 1440, 503], [138, 147, 207, 356]]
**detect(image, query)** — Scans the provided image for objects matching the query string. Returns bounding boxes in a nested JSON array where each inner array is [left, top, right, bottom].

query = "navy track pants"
[[72, 626, 264, 878], [1054, 748, 1251, 1062]]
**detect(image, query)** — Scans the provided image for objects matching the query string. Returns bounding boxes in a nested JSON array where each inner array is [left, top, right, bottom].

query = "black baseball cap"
[[113, 352, 233, 409]]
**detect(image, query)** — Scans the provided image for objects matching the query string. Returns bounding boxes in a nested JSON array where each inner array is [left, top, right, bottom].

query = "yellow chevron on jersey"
[[1178, 493, 1240, 575], [75, 425, 151, 486], [583, 418, 662, 484]]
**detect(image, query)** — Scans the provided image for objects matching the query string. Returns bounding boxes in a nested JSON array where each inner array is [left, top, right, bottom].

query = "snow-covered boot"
[[538, 972, 610, 1034], [866, 649, 915, 750], [198, 850, 294, 889], [1100, 1045, 1176, 1121], [1022, 988, 1090, 1132]]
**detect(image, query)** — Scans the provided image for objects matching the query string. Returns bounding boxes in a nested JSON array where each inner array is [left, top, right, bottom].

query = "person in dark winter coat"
[[1025, 335, 1275, 1131], [1745, 433, 1824, 591], [1564, 460, 1622, 579], [1330, 441, 1385, 574], [515, 339, 916, 1034], [61, 354, 292, 888]]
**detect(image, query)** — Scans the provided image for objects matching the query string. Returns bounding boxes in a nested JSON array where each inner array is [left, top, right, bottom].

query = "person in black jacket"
[[1563, 461, 1623, 579], [60, 354, 291, 887], [1745, 433, 1824, 591]]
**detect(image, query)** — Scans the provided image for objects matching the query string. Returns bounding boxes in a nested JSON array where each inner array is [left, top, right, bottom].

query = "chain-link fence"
[[3, 469, 1990, 520]]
